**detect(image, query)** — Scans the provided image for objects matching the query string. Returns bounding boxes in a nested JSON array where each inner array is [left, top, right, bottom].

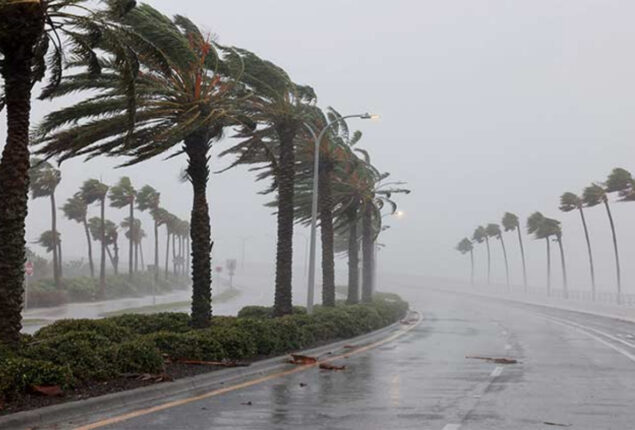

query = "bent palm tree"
[[486, 223, 509, 288], [89, 217, 119, 273], [583, 182, 621, 302], [472, 226, 489, 285], [108, 177, 136, 278], [456, 238, 474, 285], [137, 185, 161, 281], [502, 212, 527, 291], [62, 192, 94, 278], [560, 192, 595, 298], [527, 212, 563, 296], [28, 159, 62, 288], [81, 179, 108, 298]]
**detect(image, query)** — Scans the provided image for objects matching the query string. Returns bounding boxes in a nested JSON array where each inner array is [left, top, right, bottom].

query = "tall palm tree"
[[137, 185, 161, 281], [560, 192, 595, 298], [502, 212, 527, 291], [527, 212, 563, 296], [456, 238, 475, 285], [89, 217, 119, 274], [0, 0, 139, 348], [486, 223, 509, 288], [35, 6, 244, 328], [81, 179, 108, 298], [583, 182, 621, 302], [62, 192, 94, 278], [552, 220, 568, 298], [108, 177, 136, 279], [220, 49, 316, 316], [472, 226, 489, 285], [28, 158, 62, 289]]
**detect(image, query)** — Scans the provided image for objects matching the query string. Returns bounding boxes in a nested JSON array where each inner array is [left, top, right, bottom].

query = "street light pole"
[[305, 112, 377, 314]]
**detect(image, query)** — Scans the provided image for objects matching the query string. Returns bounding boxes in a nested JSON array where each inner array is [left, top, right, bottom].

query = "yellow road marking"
[[74, 314, 421, 430]]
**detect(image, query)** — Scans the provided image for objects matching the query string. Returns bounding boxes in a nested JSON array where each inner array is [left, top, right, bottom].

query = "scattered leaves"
[[289, 354, 318, 365], [319, 363, 346, 371]]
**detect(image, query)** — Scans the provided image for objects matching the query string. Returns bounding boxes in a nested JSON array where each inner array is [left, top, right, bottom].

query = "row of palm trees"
[[456, 167, 633, 303], [29, 160, 190, 297], [0, 1, 408, 347]]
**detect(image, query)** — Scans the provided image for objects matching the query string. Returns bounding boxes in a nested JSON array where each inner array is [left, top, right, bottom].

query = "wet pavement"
[[87, 286, 635, 430]]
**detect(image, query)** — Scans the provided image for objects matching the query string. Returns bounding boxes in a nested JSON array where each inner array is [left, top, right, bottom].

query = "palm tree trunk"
[[113, 238, 119, 275], [99, 198, 106, 298], [318, 167, 335, 307], [172, 232, 177, 275], [0, 0, 45, 349], [361, 204, 373, 303], [346, 206, 359, 304], [135, 241, 139, 272], [185, 130, 212, 328], [484, 236, 491, 285], [557, 235, 568, 298], [546, 237, 551, 296], [57, 239, 63, 280], [139, 239, 145, 272], [165, 231, 170, 280], [50, 192, 61, 289], [186, 236, 190, 278], [128, 201, 133, 278], [603, 199, 622, 303], [154, 218, 159, 282], [105, 245, 115, 270], [84, 218, 95, 278], [273, 122, 298, 317], [516, 227, 528, 292], [499, 234, 510, 288], [470, 249, 474, 286], [578, 206, 596, 300]]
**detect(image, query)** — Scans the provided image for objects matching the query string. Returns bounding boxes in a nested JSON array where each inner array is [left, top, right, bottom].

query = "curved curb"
[[0, 311, 420, 430]]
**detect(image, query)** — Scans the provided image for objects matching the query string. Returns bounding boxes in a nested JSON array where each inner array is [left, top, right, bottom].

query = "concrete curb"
[[0, 314, 414, 430]]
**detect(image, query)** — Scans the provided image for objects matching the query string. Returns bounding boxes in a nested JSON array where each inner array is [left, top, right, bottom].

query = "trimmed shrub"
[[111, 340, 164, 374], [65, 277, 98, 302], [22, 331, 116, 381], [0, 358, 73, 400], [237, 305, 307, 319], [200, 327, 257, 359], [106, 313, 191, 335], [34, 318, 133, 342], [143, 332, 225, 361]]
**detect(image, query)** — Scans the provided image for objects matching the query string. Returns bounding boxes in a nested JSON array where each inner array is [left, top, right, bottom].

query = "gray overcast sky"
[[2, 0, 635, 293]]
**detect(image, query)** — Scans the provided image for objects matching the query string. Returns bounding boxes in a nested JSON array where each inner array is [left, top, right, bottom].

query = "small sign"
[[25, 261, 34, 277]]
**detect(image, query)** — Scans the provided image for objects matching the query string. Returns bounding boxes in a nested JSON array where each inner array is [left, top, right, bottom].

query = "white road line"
[[546, 318, 635, 363], [442, 425, 461, 430], [490, 366, 503, 378], [547, 316, 635, 349]]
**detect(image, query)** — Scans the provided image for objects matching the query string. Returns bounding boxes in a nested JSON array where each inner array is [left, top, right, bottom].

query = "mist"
[[2, 0, 635, 297]]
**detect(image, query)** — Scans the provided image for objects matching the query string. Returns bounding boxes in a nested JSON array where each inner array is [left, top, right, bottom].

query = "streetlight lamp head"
[[361, 113, 380, 120]]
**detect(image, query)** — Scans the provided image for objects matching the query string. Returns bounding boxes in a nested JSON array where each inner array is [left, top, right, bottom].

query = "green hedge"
[[2, 294, 408, 401]]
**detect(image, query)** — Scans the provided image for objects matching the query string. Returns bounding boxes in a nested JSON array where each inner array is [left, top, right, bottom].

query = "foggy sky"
[[2, 1, 635, 294]]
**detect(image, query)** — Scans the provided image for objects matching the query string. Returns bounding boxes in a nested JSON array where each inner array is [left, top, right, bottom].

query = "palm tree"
[[35, 230, 61, 260], [89, 217, 119, 274], [220, 50, 317, 316], [108, 177, 136, 279], [456, 238, 475, 285], [560, 192, 595, 299], [502, 212, 527, 291], [28, 159, 62, 289], [137, 185, 161, 281], [583, 182, 621, 302], [0, 0, 139, 348], [472, 226, 489, 285], [81, 179, 108, 298], [527, 212, 564, 296], [62, 192, 94, 278], [35, 7, 245, 328], [486, 223, 509, 288], [552, 220, 568, 298]]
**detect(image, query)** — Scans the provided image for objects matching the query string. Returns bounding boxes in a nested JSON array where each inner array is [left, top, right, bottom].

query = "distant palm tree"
[[81, 179, 109, 298], [527, 212, 565, 296], [456, 238, 475, 285], [28, 159, 62, 289], [109, 177, 136, 279], [89, 218, 119, 274], [502, 212, 527, 291], [551, 219, 568, 298], [583, 182, 621, 301], [62, 192, 94, 278], [472, 226, 489, 284], [486, 223, 509, 288], [136, 186, 161, 281], [560, 192, 595, 299]]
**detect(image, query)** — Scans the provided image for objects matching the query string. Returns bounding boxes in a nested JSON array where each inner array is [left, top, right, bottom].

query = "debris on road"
[[299, 382, 307, 387], [289, 354, 318, 365], [466, 356, 518, 364], [319, 363, 346, 371], [543, 421, 572, 427], [241, 401, 253, 406]]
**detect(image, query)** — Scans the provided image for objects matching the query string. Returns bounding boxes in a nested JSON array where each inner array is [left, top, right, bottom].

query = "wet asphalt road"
[[96, 288, 635, 430]]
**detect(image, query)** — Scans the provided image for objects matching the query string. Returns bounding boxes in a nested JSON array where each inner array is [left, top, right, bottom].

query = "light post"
[[305, 112, 378, 314]]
